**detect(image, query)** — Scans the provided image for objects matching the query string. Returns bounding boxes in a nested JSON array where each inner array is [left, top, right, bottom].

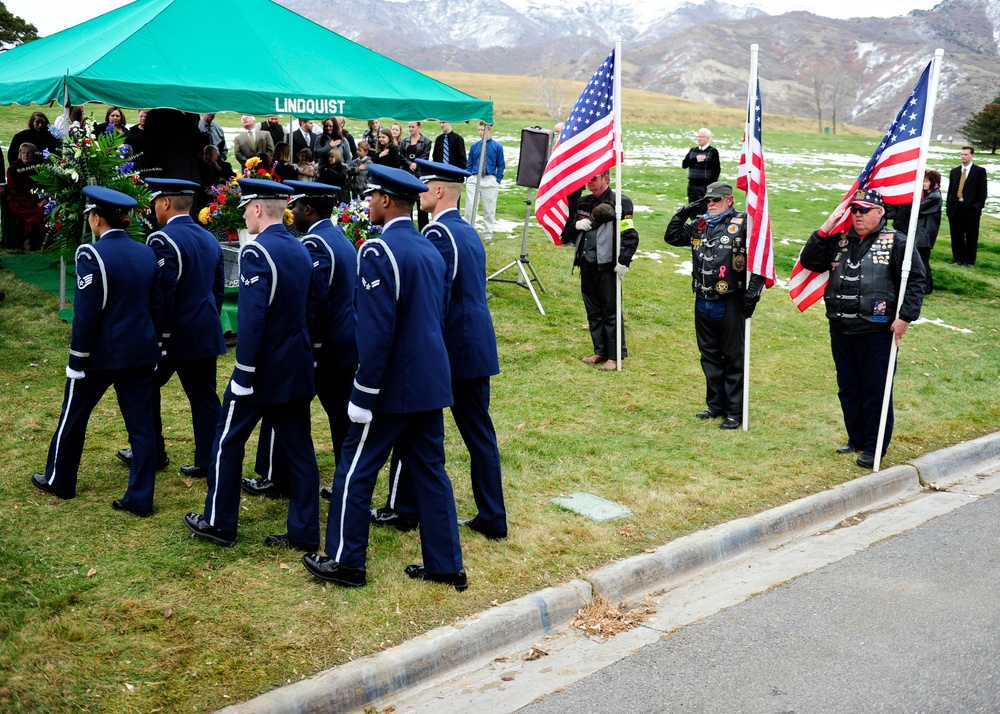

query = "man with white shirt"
[[946, 146, 988, 267], [233, 115, 274, 168]]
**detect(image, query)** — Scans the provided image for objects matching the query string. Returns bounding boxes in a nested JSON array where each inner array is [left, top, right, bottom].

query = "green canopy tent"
[[0, 0, 493, 122]]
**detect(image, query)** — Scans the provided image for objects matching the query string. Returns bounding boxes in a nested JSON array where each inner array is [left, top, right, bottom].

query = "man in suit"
[[946, 145, 988, 267], [682, 128, 722, 203], [233, 115, 275, 168], [289, 118, 317, 158], [243, 180, 358, 499], [183, 179, 321, 550], [32, 187, 161, 517], [301, 164, 466, 591], [115, 178, 226, 479], [433, 121, 467, 169], [371, 159, 506, 540]]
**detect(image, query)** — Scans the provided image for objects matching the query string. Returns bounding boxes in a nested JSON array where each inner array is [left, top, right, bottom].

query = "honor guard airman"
[[183, 178, 321, 549], [301, 164, 467, 591], [115, 178, 225, 478], [371, 159, 507, 540], [243, 181, 358, 499], [31, 186, 162, 517]]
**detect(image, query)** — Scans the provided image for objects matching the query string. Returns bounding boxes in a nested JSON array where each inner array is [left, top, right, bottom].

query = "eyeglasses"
[[850, 205, 875, 215], [706, 197, 726, 203]]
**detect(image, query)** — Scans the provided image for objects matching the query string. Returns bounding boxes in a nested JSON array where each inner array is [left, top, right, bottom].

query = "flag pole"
[[873, 48, 943, 472], [742, 44, 759, 431], [613, 37, 623, 370]]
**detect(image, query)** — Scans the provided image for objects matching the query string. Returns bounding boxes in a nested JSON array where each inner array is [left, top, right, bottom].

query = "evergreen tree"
[[0, 1, 37, 50], [960, 95, 1000, 154]]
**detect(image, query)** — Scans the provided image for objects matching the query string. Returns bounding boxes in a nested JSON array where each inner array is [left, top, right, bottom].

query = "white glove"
[[614, 263, 630, 278], [230, 380, 254, 397], [347, 401, 373, 424], [575, 218, 593, 232], [66, 366, 85, 380]]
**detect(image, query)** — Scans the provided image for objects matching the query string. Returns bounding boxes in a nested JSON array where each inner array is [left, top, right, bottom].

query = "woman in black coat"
[[889, 169, 942, 295]]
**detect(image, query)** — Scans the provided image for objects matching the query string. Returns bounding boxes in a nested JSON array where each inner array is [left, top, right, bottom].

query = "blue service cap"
[[82, 185, 138, 215], [363, 163, 428, 200], [237, 178, 293, 209], [284, 180, 341, 205], [145, 177, 199, 199], [413, 159, 471, 183], [849, 188, 884, 208]]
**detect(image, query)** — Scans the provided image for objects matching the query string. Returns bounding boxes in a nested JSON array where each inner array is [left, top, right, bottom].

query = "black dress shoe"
[[696, 409, 721, 420], [30, 473, 75, 500], [111, 499, 152, 518], [263, 533, 319, 551], [836, 445, 860, 454], [182, 512, 237, 547], [240, 477, 289, 498], [459, 517, 507, 541], [720, 417, 741, 430], [320, 485, 332, 501], [179, 465, 208, 479], [404, 564, 468, 592], [116, 448, 169, 470], [370, 507, 418, 532], [301, 553, 366, 587], [856, 453, 875, 469]]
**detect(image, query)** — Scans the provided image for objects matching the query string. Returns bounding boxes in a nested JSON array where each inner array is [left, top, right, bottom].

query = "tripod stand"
[[487, 188, 546, 315]]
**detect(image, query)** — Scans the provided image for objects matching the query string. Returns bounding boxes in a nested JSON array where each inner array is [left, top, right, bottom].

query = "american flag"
[[736, 77, 775, 288], [789, 61, 932, 311], [535, 49, 617, 245]]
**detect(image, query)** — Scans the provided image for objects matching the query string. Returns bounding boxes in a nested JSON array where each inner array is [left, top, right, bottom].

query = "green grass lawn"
[[2, 103, 999, 713]]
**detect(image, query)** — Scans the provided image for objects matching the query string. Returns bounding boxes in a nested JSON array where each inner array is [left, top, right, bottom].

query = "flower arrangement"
[[198, 157, 293, 242], [30, 118, 151, 257], [336, 198, 381, 249]]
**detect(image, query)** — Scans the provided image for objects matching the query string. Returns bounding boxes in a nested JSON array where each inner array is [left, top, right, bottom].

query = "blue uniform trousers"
[[830, 327, 894, 458], [325, 409, 463, 574], [387, 377, 506, 533], [255, 367, 354, 486], [204, 390, 320, 544], [152, 354, 220, 467], [43, 366, 157, 511]]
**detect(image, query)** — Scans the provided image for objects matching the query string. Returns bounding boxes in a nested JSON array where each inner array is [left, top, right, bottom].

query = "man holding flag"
[[799, 189, 926, 469]]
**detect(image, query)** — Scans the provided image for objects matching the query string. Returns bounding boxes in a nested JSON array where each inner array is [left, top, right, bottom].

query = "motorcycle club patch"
[[716, 280, 729, 294]]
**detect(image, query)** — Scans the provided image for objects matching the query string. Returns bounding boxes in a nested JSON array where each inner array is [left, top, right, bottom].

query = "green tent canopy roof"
[[0, 0, 493, 122]]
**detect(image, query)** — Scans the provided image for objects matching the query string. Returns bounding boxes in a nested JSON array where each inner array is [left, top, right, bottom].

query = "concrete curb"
[[217, 580, 591, 714], [910, 431, 1000, 488], [221, 433, 1000, 713], [588, 464, 919, 602]]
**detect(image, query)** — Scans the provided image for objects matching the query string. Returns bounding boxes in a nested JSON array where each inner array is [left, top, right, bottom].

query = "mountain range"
[[279, 0, 1000, 138]]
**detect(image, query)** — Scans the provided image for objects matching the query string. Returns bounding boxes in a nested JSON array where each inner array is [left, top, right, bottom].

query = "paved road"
[[518, 491, 1000, 714]]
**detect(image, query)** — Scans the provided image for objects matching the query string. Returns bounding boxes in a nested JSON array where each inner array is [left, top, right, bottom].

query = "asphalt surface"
[[518, 490, 1000, 714]]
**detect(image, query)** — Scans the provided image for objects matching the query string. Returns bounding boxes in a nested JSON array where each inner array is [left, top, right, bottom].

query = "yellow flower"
[[283, 209, 293, 225], [245, 156, 261, 172], [198, 206, 212, 225]]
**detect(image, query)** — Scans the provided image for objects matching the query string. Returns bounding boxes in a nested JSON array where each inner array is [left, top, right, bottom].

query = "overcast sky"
[[7, 0, 941, 38]]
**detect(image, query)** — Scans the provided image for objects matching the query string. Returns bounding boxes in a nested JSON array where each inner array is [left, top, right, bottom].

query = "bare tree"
[[810, 72, 824, 133], [533, 75, 575, 123]]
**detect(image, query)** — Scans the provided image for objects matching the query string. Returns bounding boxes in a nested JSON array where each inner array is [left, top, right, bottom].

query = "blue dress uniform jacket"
[[350, 219, 452, 413], [146, 214, 226, 467], [43, 230, 161, 511], [231, 223, 316, 402], [324, 215, 463, 575], [254, 218, 358, 483], [146, 214, 226, 360], [385, 208, 507, 534], [200, 222, 321, 545]]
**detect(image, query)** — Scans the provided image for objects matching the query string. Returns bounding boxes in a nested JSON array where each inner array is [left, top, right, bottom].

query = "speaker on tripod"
[[487, 127, 554, 315]]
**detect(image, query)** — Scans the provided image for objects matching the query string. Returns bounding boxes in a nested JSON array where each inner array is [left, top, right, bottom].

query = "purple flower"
[[104, 123, 115, 135], [118, 161, 135, 174], [42, 149, 50, 160], [43, 199, 58, 216]]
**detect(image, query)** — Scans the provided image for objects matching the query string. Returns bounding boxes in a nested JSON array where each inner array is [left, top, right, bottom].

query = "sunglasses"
[[850, 205, 875, 215], [706, 196, 726, 203]]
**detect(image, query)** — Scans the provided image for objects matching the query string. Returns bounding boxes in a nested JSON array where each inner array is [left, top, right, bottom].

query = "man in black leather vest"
[[799, 188, 926, 469], [665, 181, 765, 430]]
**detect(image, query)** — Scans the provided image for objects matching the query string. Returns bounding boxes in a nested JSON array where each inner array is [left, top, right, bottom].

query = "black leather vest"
[[691, 212, 748, 300], [824, 230, 898, 324]]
